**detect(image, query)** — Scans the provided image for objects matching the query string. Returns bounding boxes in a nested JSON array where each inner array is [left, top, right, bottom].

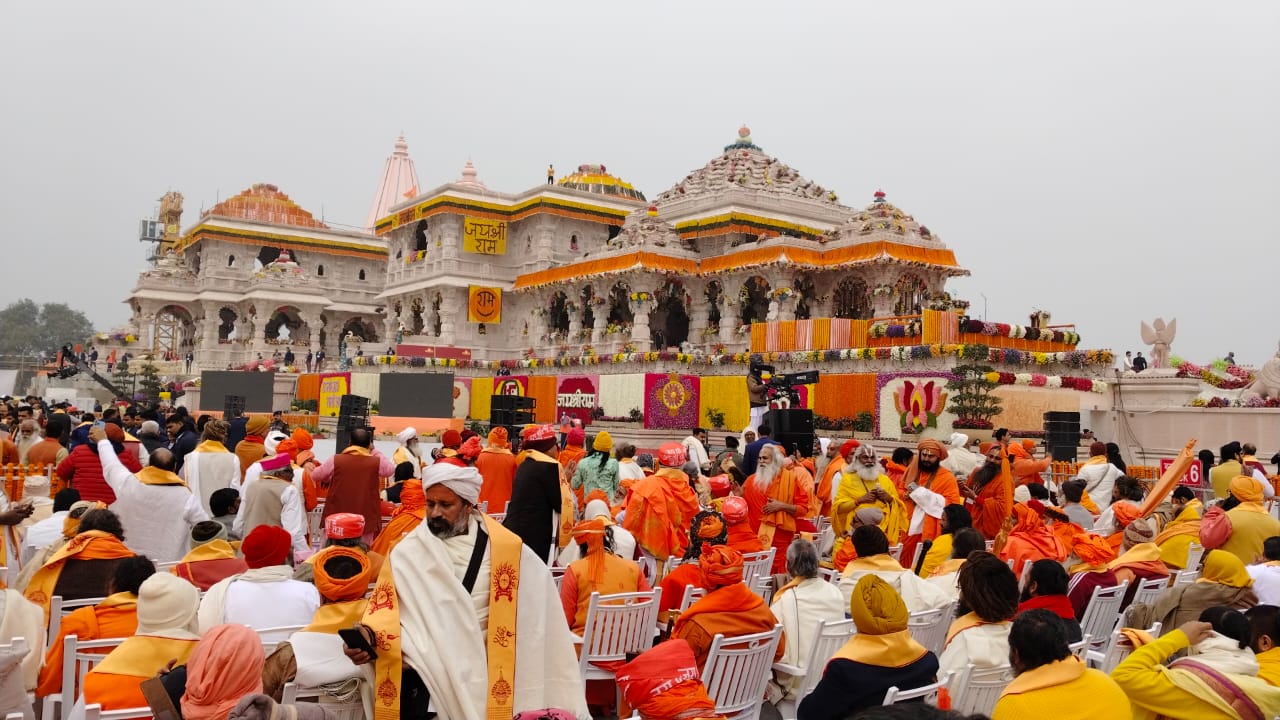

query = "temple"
[[111, 127, 1115, 438]]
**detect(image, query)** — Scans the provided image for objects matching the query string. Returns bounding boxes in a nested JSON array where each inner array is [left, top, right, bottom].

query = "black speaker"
[[336, 394, 371, 453], [491, 395, 535, 415], [1050, 444, 1078, 462], [766, 409, 815, 457], [223, 394, 245, 420]]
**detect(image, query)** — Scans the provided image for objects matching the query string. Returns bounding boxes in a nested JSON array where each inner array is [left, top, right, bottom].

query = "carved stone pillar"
[[629, 293, 654, 352], [440, 287, 462, 345], [720, 296, 740, 346], [688, 301, 709, 349], [775, 296, 797, 322]]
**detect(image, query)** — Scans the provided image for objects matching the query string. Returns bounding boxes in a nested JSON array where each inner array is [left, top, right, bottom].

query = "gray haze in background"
[[2, 1, 1276, 365]]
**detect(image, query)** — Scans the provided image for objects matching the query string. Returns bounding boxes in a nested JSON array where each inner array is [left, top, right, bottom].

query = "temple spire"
[[365, 134, 421, 230]]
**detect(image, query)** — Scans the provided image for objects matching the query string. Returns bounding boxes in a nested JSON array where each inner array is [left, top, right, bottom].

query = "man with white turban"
[[344, 441, 588, 720], [941, 433, 980, 479], [393, 427, 424, 479]]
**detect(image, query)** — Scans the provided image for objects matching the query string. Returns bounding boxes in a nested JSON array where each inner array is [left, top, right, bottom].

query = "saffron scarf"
[[193, 439, 229, 454], [366, 513, 520, 720], [755, 467, 798, 547], [673, 581, 762, 635], [137, 466, 188, 487], [25, 530, 135, 622], [181, 623, 264, 720]]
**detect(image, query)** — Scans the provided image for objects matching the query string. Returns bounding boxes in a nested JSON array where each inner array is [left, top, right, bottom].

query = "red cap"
[[324, 512, 366, 539], [657, 442, 687, 468], [707, 475, 732, 498], [839, 439, 860, 457], [242, 525, 292, 568], [526, 424, 558, 443], [721, 496, 749, 523], [441, 429, 462, 448]]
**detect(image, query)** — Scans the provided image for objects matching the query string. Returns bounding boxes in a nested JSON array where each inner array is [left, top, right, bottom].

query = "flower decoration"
[[894, 380, 947, 433]]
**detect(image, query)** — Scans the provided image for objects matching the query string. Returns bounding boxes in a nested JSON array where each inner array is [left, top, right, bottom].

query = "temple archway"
[[833, 278, 871, 319], [651, 278, 690, 349], [410, 297, 425, 334], [580, 286, 597, 330], [548, 291, 571, 336], [265, 306, 305, 342], [894, 274, 929, 316], [794, 274, 816, 320], [218, 307, 238, 342], [704, 280, 724, 329], [153, 304, 195, 357], [606, 282, 633, 325], [740, 276, 771, 325], [341, 317, 378, 343]]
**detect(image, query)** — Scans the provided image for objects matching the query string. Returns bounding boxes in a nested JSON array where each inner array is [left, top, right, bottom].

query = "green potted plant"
[[946, 361, 1003, 444]]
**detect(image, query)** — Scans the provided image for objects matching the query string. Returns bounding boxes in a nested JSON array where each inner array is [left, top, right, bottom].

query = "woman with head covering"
[[1220, 475, 1280, 566], [1000, 501, 1069, 577], [1017, 559, 1083, 643], [673, 545, 784, 670], [1113, 607, 1280, 720], [939, 551, 1020, 675], [83, 572, 202, 711], [798, 575, 939, 719], [560, 518, 651, 634], [1142, 550, 1260, 635], [572, 431, 621, 508], [180, 624, 266, 720], [476, 426, 518, 513]]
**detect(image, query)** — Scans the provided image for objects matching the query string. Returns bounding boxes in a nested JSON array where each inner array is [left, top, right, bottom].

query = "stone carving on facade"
[[1139, 318, 1177, 369], [1243, 341, 1280, 402], [655, 126, 837, 203]]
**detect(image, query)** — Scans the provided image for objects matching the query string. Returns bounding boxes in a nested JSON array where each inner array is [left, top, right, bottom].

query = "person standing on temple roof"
[[547, 164, 555, 184], [1132, 351, 1148, 372]]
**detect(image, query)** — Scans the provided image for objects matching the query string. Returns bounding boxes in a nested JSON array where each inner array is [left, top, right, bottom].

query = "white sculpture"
[[1140, 317, 1177, 369], [1243, 341, 1280, 402]]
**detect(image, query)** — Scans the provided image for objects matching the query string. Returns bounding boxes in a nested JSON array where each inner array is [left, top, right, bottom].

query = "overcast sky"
[[2, 1, 1276, 364]]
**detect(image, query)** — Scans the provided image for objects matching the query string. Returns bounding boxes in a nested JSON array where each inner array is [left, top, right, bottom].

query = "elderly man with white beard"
[[14, 419, 40, 464], [831, 443, 909, 560], [344, 460, 588, 720], [392, 427, 425, 479], [743, 442, 812, 574]]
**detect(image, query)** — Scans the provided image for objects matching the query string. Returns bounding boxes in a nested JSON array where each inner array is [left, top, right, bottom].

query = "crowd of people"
[[4, 390, 1280, 720]]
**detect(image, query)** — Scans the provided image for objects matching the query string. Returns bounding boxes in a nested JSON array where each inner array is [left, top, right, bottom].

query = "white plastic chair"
[[48, 595, 107, 648], [577, 589, 662, 690], [282, 681, 364, 720], [1094, 622, 1161, 673], [550, 566, 566, 591], [678, 585, 707, 614], [741, 549, 775, 584], [1175, 569, 1201, 586], [1131, 576, 1169, 607], [889, 544, 904, 562], [750, 574, 773, 605], [818, 566, 840, 584], [1017, 561, 1033, 592], [307, 506, 325, 550], [1069, 634, 1092, 659], [701, 625, 783, 720], [82, 705, 154, 720], [254, 625, 305, 655], [773, 618, 856, 718], [1185, 542, 1205, 571], [637, 554, 657, 584], [908, 602, 956, 656], [44, 634, 127, 720], [0, 638, 32, 720], [154, 560, 180, 572], [1080, 581, 1129, 660], [951, 663, 1014, 715], [882, 671, 954, 705]]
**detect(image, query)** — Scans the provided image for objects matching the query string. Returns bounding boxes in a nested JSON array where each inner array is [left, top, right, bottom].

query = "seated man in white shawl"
[[838, 524, 952, 613], [181, 419, 241, 515], [344, 461, 588, 720], [769, 537, 845, 703], [940, 432, 980, 479]]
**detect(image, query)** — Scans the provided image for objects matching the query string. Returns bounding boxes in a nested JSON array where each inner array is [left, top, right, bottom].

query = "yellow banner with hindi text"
[[462, 217, 507, 255]]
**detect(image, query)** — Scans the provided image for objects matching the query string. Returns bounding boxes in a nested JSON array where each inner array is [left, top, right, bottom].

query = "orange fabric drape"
[[526, 375, 558, 424], [814, 374, 876, 420], [295, 374, 321, 401], [812, 318, 831, 350], [778, 321, 796, 352]]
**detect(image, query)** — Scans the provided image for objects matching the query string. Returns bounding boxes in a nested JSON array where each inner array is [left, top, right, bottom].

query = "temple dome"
[[557, 164, 646, 201], [205, 183, 328, 229], [655, 126, 839, 205], [455, 160, 488, 190], [834, 190, 942, 246]]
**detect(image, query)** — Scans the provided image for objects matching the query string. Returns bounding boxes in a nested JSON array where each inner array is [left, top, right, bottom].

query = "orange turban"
[[585, 489, 610, 507], [1072, 532, 1117, 567], [698, 545, 744, 588], [1012, 503, 1042, 533], [487, 427, 510, 449], [311, 546, 374, 602], [1112, 501, 1141, 528], [571, 518, 609, 583], [696, 515, 726, 540], [979, 442, 994, 455], [1007, 442, 1029, 460], [916, 438, 949, 461], [290, 428, 313, 451], [395, 480, 425, 517], [275, 438, 297, 459], [1230, 475, 1264, 503], [1021, 439, 1036, 452], [839, 440, 860, 458], [458, 436, 483, 462]]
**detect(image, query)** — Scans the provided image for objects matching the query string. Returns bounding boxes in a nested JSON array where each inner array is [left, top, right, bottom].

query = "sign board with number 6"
[[1160, 458, 1203, 486]]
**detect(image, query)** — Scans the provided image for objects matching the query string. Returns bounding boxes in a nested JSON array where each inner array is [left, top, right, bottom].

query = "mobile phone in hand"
[[339, 627, 378, 661]]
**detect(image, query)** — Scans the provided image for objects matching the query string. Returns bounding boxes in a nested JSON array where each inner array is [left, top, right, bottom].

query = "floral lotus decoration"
[[894, 380, 947, 434]]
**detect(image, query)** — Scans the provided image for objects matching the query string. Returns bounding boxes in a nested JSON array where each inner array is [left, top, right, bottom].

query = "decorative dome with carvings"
[[455, 160, 488, 190], [655, 126, 839, 204], [557, 164, 646, 201], [609, 204, 683, 250], [833, 190, 943, 246], [204, 183, 329, 229]]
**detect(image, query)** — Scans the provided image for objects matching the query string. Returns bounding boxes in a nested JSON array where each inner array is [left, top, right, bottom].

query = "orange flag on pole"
[[1138, 438, 1198, 518]]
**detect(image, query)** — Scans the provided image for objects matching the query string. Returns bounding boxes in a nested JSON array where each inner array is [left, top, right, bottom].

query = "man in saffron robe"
[[181, 419, 241, 515], [1000, 501, 1069, 577], [814, 439, 848, 518], [262, 546, 375, 701], [900, 439, 962, 565], [24, 509, 135, 622], [38, 555, 153, 698], [1108, 518, 1170, 606], [1065, 532, 1119, 619], [673, 545, 784, 670], [1155, 486, 1203, 569], [1008, 440, 1052, 487], [234, 414, 271, 481], [656, 510, 727, 624], [82, 572, 201, 711], [831, 443, 908, 561], [173, 521, 249, 591], [744, 443, 811, 574], [962, 444, 1014, 540], [313, 428, 396, 547], [722, 496, 763, 555], [559, 518, 650, 635], [344, 439, 587, 720], [476, 427, 518, 513], [621, 443, 700, 572], [371, 479, 424, 556]]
